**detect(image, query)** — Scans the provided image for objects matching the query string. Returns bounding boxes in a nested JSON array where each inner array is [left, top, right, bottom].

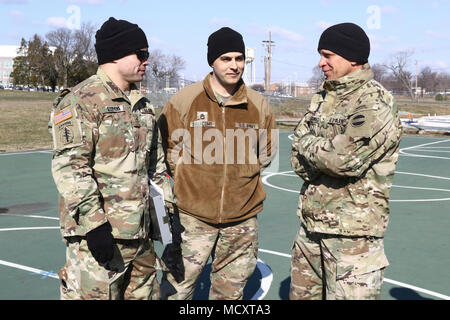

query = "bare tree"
[[46, 28, 76, 88], [437, 72, 450, 93], [70, 22, 98, 84], [383, 51, 415, 100], [73, 22, 97, 63], [371, 63, 387, 83], [46, 23, 98, 87], [307, 66, 325, 90], [147, 49, 186, 90], [417, 66, 439, 95]]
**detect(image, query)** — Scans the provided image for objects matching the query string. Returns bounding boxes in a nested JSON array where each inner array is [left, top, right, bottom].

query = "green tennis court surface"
[[1, 132, 449, 300]]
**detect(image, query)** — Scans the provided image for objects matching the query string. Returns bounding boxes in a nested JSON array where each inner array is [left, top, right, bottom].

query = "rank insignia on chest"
[[197, 112, 208, 121], [54, 106, 73, 125]]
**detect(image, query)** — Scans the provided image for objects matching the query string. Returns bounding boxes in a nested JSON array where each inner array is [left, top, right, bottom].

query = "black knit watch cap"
[[95, 17, 148, 65], [317, 22, 370, 64], [207, 27, 245, 66]]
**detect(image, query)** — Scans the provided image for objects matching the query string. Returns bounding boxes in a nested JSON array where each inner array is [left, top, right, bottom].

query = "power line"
[[271, 58, 311, 69]]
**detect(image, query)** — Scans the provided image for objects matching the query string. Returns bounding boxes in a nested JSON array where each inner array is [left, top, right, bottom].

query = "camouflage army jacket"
[[49, 68, 173, 240], [290, 64, 402, 237]]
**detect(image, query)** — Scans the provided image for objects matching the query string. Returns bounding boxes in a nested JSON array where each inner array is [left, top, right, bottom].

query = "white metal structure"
[[401, 115, 450, 132]]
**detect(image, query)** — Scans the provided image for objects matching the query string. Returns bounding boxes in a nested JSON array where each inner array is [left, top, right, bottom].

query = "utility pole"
[[262, 31, 275, 93], [415, 60, 419, 102]]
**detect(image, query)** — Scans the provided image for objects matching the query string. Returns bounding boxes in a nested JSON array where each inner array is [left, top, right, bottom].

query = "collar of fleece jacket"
[[202, 72, 248, 106]]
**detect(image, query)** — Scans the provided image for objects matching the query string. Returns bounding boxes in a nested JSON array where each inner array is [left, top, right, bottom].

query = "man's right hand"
[[86, 222, 115, 264]]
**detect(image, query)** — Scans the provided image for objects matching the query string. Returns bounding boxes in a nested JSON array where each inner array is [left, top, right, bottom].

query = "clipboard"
[[149, 180, 173, 246]]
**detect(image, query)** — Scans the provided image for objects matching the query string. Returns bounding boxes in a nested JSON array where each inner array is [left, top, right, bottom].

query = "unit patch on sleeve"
[[345, 110, 373, 138], [350, 114, 366, 127], [52, 106, 84, 150], [59, 126, 74, 144]]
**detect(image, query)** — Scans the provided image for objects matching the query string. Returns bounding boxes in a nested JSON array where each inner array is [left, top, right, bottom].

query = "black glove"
[[86, 222, 115, 264]]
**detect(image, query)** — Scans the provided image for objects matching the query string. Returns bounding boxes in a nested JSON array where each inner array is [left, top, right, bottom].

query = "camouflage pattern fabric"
[[290, 64, 401, 300], [161, 213, 258, 300], [59, 237, 160, 300], [290, 226, 387, 300], [49, 67, 173, 240], [290, 63, 403, 237]]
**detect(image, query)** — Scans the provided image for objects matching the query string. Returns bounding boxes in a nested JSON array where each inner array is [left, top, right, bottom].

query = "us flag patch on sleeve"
[[54, 106, 73, 125]]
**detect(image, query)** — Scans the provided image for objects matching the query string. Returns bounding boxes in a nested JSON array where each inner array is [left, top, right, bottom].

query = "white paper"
[[149, 180, 172, 246]]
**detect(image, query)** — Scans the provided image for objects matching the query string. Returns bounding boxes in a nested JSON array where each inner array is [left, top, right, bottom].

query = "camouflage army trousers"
[[58, 237, 160, 300], [162, 213, 258, 300], [290, 225, 389, 300]]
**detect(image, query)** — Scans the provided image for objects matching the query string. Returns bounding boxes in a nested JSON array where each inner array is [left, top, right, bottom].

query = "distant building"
[[0, 45, 19, 86], [294, 82, 315, 96], [270, 81, 314, 96]]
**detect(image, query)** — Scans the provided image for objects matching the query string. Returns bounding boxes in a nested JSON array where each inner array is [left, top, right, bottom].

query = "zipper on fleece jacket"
[[219, 103, 227, 224]]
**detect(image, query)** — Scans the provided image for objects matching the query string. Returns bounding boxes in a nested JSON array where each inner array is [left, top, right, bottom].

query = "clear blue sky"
[[1, 0, 450, 83]]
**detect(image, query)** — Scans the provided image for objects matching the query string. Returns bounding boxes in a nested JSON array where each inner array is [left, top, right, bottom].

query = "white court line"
[[0, 256, 273, 300], [288, 132, 450, 159], [409, 150, 450, 153], [250, 259, 273, 300], [0, 226, 59, 232], [0, 259, 59, 279], [259, 248, 292, 258], [0, 221, 273, 300], [0, 222, 446, 299], [0, 150, 52, 156], [400, 139, 450, 152], [263, 170, 450, 202], [1, 214, 59, 221], [396, 171, 450, 181], [258, 248, 450, 300], [0, 225, 60, 280], [393, 185, 450, 193], [400, 139, 450, 160], [418, 147, 450, 149]]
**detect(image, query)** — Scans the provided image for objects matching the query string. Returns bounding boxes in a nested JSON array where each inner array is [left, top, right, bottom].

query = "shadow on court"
[[275, 277, 437, 300], [389, 288, 434, 300], [193, 263, 264, 300]]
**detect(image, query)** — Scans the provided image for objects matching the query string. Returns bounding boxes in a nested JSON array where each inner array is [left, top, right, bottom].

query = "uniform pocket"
[[58, 263, 72, 298], [335, 237, 389, 278], [99, 111, 133, 157]]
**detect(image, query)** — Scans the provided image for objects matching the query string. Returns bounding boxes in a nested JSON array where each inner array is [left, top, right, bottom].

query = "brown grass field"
[[1, 90, 449, 153], [0, 91, 57, 152]]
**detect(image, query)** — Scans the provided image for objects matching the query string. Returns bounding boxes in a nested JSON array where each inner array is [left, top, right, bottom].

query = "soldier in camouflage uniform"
[[158, 27, 276, 300], [290, 23, 402, 300], [49, 17, 173, 300]]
